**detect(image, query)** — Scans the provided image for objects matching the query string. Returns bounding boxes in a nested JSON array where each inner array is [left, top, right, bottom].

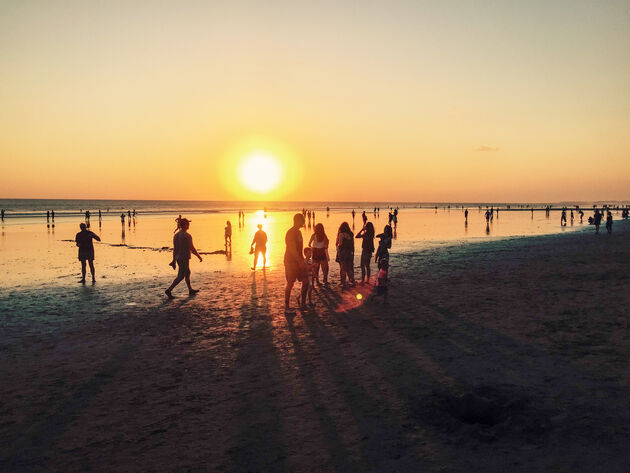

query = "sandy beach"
[[1, 221, 629, 472]]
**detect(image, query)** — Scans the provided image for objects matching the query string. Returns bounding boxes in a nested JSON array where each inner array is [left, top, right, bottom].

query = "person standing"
[[165, 218, 202, 298], [606, 211, 613, 234], [335, 222, 355, 288], [250, 224, 268, 270], [309, 223, 330, 285], [464, 208, 468, 224], [284, 213, 309, 310], [355, 221, 375, 284], [593, 209, 602, 234], [75, 223, 101, 284]]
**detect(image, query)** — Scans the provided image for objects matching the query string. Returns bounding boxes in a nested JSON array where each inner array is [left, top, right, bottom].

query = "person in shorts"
[[308, 223, 329, 285], [75, 223, 101, 283], [284, 213, 309, 310], [250, 224, 268, 270], [165, 218, 202, 298]]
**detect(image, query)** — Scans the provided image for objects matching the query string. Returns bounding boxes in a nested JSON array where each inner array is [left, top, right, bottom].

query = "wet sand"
[[1, 222, 629, 472]]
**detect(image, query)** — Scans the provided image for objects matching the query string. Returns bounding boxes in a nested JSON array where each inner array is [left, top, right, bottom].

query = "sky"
[[1, 0, 629, 202]]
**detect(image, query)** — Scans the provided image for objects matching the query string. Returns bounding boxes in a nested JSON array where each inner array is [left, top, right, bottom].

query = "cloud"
[[475, 145, 499, 152]]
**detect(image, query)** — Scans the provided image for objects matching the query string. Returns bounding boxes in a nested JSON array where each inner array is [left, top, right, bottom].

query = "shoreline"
[[1, 219, 629, 472]]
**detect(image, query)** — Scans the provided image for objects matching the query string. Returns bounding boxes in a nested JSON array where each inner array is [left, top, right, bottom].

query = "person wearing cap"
[[75, 222, 101, 283], [165, 218, 202, 298], [284, 213, 309, 309]]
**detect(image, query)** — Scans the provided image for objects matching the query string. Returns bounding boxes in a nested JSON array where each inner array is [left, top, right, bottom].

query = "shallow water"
[[0, 207, 598, 291]]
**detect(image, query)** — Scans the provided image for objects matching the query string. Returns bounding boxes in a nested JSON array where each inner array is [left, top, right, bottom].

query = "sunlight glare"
[[239, 154, 282, 193]]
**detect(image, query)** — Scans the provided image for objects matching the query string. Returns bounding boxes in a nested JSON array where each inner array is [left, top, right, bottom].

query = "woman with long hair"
[[309, 223, 329, 284], [375, 224, 393, 265], [355, 221, 375, 284], [335, 222, 355, 288]]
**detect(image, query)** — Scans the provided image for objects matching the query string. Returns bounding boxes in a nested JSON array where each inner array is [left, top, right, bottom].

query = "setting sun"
[[239, 153, 282, 194]]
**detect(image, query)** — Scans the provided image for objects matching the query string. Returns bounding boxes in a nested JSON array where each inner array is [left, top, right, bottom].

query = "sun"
[[239, 153, 282, 193]]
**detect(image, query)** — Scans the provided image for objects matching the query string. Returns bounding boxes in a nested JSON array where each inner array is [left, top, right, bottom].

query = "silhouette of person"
[[356, 221, 375, 284], [561, 208, 567, 226], [120, 213, 125, 224], [224, 220, 232, 247], [606, 211, 613, 234], [284, 213, 309, 310], [375, 224, 392, 265], [98, 209, 102, 220], [47, 210, 50, 223], [309, 223, 330, 285], [352, 209, 356, 220], [127, 210, 131, 220], [464, 209, 468, 223], [362, 211, 367, 226], [593, 209, 602, 234], [75, 223, 101, 284], [165, 218, 202, 298], [51, 210, 54, 221], [250, 224, 267, 270], [336, 222, 355, 288]]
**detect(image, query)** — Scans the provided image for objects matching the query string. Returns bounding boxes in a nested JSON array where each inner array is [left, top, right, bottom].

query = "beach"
[[1, 219, 629, 472]]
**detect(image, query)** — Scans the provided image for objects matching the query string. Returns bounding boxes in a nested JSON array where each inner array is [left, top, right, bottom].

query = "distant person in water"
[[47, 210, 50, 223], [224, 220, 232, 247], [335, 222, 355, 288], [165, 218, 202, 298], [464, 209, 468, 223], [250, 224, 268, 270], [355, 221, 374, 284], [579, 210, 584, 223], [351, 209, 356, 220], [1, 209, 4, 220], [375, 224, 392, 265], [606, 211, 613, 234], [309, 223, 330, 285], [98, 209, 102, 220], [561, 208, 567, 226], [120, 213, 125, 224], [75, 223, 101, 284], [284, 213, 309, 310]]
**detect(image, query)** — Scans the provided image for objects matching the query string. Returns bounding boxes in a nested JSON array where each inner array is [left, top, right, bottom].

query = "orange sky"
[[1, 1, 629, 202]]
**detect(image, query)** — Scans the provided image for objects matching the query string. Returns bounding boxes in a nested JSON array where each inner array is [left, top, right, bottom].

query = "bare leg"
[[80, 261, 86, 283], [88, 260, 96, 282], [285, 281, 295, 308], [253, 252, 258, 269], [166, 274, 185, 297], [300, 280, 309, 306], [321, 260, 329, 283], [262, 251, 266, 268]]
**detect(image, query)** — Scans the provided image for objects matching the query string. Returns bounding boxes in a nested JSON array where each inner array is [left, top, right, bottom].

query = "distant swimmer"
[[75, 222, 101, 284], [165, 218, 202, 298], [250, 224, 267, 270]]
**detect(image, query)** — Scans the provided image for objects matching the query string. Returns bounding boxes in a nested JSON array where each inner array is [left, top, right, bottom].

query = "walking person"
[[224, 220, 232, 247], [335, 222, 355, 288], [308, 223, 330, 285], [250, 224, 267, 270], [165, 218, 202, 298], [75, 223, 101, 284], [355, 221, 375, 284], [284, 213, 309, 310]]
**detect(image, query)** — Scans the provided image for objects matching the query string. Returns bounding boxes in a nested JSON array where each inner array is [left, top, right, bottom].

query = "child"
[[302, 247, 315, 306], [373, 258, 389, 302]]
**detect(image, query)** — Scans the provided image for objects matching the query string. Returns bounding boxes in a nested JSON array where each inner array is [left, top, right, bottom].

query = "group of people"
[[159, 210, 395, 309], [283, 213, 393, 310]]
